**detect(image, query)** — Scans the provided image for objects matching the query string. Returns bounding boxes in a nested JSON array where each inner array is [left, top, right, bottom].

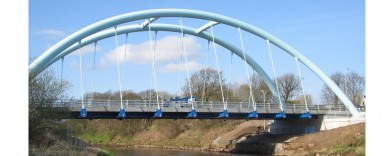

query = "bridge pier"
[[269, 115, 325, 135]]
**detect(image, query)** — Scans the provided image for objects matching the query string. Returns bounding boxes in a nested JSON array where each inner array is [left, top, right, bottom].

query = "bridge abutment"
[[269, 115, 325, 135]]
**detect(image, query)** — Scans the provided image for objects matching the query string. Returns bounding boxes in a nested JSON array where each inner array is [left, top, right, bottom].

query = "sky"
[[29, 0, 365, 103]]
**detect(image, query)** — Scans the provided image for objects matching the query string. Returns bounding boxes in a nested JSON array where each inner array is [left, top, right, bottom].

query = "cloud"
[[158, 61, 203, 73], [69, 59, 91, 71], [100, 35, 201, 67], [36, 29, 67, 38], [69, 44, 102, 56], [69, 59, 79, 70]]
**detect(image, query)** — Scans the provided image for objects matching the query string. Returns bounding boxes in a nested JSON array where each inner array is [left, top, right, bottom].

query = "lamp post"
[[261, 90, 266, 131], [261, 90, 266, 106]]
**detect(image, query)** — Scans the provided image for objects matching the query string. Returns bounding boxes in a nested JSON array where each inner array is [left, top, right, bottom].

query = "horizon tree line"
[[76, 67, 364, 107]]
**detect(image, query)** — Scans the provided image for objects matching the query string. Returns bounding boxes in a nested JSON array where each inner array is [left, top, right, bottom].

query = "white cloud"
[[100, 35, 201, 67], [69, 59, 93, 71], [158, 61, 203, 73], [69, 44, 102, 56], [69, 59, 79, 70], [36, 29, 67, 38]]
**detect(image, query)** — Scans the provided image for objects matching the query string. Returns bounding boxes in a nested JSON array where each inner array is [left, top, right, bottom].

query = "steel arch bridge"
[[28, 9, 360, 118]]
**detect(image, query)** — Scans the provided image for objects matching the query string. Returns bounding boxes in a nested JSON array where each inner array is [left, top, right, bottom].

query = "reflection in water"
[[102, 147, 253, 156]]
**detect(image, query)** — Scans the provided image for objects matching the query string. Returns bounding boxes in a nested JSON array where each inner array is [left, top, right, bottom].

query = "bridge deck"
[[49, 100, 353, 119], [57, 106, 327, 120]]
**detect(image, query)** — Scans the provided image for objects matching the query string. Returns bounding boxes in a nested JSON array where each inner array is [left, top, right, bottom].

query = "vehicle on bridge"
[[163, 96, 197, 108]]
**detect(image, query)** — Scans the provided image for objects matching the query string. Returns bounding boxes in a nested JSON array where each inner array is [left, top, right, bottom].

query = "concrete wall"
[[323, 113, 366, 130], [269, 115, 325, 135], [269, 113, 366, 134]]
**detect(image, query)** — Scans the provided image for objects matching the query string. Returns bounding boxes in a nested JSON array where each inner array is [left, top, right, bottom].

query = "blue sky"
[[29, 0, 365, 103]]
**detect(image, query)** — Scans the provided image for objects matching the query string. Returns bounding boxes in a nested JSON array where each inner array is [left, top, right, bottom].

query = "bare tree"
[[182, 67, 225, 101], [123, 90, 142, 100], [276, 73, 301, 102], [295, 93, 313, 105], [251, 73, 272, 103], [156, 91, 173, 100], [225, 82, 250, 102], [226, 82, 239, 102], [321, 70, 365, 106], [321, 71, 346, 105], [87, 90, 133, 101], [228, 73, 274, 104], [85, 90, 113, 100], [110, 90, 143, 100], [235, 83, 250, 102], [85, 89, 172, 102], [138, 89, 157, 100], [346, 71, 365, 107]]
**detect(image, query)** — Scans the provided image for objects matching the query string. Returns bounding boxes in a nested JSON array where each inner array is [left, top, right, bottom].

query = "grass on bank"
[[330, 134, 365, 156]]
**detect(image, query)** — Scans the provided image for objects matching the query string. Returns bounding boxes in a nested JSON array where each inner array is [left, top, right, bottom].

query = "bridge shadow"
[[53, 107, 323, 120], [230, 132, 302, 155]]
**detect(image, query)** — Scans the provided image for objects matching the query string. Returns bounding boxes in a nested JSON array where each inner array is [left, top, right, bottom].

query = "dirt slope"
[[218, 120, 267, 142], [272, 122, 366, 155], [291, 122, 365, 150]]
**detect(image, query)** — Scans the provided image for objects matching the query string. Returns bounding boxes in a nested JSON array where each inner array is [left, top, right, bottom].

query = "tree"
[[156, 91, 173, 100], [321, 70, 365, 106], [85, 90, 142, 101], [110, 90, 141, 100], [233, 83, 250, 102], [346, 71, 365, 107], [123, 90, 142, 100], [321, 72, 344, 105], [84, 90, 113, 100], [182, 67, 226, 101], [227, 73, 275, 104], [29, 69, 71, 146], [295, 93, 313, 105], [138, 89, 157, 100], [136, 89, 171, 100], [276, 73, 301, 102], [250, 73, 272, 103]]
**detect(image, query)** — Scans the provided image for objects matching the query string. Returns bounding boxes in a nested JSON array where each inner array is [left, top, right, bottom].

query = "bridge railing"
[[51, 99, 365, 112]]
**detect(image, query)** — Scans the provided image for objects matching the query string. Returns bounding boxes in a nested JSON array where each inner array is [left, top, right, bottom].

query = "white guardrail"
[[49, 99, 365, 112]]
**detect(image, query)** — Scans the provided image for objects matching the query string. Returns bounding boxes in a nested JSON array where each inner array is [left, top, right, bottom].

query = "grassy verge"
[[81, 133, 112, 145], [330, 134, 365, 156], [67, 119, 240, 148]]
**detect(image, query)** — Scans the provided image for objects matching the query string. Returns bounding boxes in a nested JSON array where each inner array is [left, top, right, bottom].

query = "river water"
[[102, 147, 255, 156]]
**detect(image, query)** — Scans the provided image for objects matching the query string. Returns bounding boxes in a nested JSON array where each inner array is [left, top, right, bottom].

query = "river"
[[101, 147, 256, 156]]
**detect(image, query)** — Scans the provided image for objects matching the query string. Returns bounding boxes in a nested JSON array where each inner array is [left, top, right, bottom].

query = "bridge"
[[50, 98, 363, 134], [29, 9, 364, 133], [52, 99, 334, 119]]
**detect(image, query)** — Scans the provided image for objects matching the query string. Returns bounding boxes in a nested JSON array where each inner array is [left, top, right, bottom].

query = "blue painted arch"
[[28, 9, 360, 117]]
